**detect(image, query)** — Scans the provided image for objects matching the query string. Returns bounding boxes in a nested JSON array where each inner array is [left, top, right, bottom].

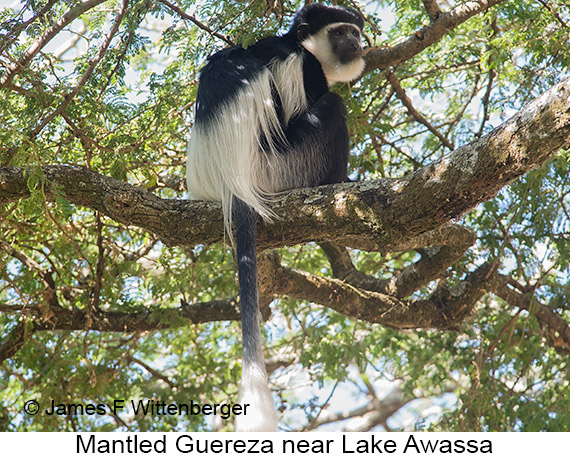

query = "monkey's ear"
[[297, 23, 311, 41]]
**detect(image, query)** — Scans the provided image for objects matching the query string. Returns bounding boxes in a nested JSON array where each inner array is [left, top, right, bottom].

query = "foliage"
[[1, 0, 570, 431]]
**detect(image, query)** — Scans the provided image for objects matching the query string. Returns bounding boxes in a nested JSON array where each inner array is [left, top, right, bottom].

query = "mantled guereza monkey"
[[186, 4, 365, 431]]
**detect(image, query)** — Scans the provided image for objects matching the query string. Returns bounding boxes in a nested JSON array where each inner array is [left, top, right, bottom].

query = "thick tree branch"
[[259, 254, 494, 331], [320, 223, 475, 298], [0, 298, 240, 364], [364, 0, 507, 72], [1, 77, 568, 253], [422, 0, 442, 21], [0, 262, 491, 352], [0, 304, 292, 380]]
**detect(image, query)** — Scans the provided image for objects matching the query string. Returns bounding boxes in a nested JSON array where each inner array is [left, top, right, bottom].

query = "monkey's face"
[[300, 22, 365, 85], [327, 23, 363, 64]]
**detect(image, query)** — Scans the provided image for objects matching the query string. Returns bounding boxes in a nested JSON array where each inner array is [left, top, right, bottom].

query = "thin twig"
[[0, 0, 108, 88], [157, 0, 233, 46], [2, 0, 129, 167], [386, 71, 455, 150]]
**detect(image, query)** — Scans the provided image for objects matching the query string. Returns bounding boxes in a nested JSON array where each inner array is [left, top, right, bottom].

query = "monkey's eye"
[[333, 29, 343, 36], [352, 30, 360, 38]]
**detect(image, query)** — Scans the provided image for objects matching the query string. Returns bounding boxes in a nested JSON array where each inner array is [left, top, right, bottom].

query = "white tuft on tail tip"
[[235, 364, 278, 432]]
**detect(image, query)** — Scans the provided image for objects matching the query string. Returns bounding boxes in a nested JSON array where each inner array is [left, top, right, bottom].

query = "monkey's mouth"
[[341, 49, 363, 63]]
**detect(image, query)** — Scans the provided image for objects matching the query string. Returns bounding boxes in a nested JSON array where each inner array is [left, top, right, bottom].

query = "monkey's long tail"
[[233, 197, 279, 432]]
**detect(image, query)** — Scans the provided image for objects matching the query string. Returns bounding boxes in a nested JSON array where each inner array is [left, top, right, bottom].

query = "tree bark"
[[1, 78, 569, 253]]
